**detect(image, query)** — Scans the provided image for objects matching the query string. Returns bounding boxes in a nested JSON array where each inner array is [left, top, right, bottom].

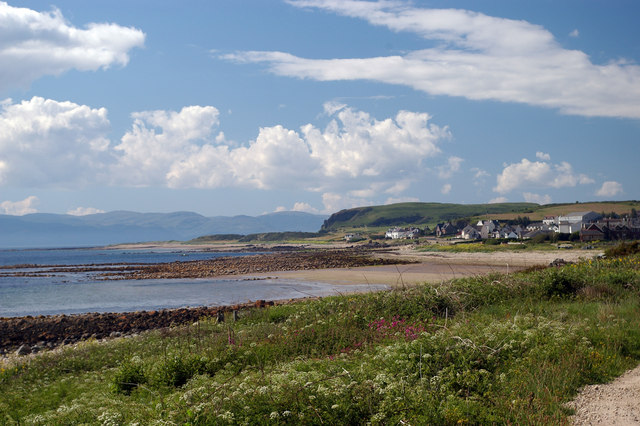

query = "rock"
[[16, 344, 31, 356]]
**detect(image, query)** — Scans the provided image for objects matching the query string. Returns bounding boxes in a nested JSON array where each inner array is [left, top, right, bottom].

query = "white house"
[[385, 227, 421, 239], [461, 225, 481, 240], [558, 211, 601, 234]]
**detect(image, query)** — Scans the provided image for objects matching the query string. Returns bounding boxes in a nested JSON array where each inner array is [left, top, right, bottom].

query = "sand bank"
[[242, 249, 601, 286]]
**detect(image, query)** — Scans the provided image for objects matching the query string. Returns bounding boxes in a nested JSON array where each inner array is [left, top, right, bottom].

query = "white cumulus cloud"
[[0, 97, 112, 187], [437, 156, 463, 179], [226, 0, 640, 119], [494, 157, 593, 194], [0, 195, 38, 215], [146, 103, 449, 196], [292, 202, 319, 213], [523, 192, 552, 205], [488, 196, 508, 204], [113, 106, 221, 186], [441, 183, 452, 194], [0, 2, 145, 91], [536, 152, 551, 161], [0, 98, 451, 207], [595, 181, 623, 197], [321, 192, 371, 213], [67, 206, 105, 216]]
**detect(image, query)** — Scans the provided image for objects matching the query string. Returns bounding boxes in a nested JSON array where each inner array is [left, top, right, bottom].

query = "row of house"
[[382, 211, 639, 242], [434, 220, 524, 240], [439, 211, 636, 241], [580, 218, 640, 242]]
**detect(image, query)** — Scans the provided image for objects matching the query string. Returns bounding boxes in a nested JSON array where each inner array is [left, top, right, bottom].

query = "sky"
[[0, 0, 639, 217]]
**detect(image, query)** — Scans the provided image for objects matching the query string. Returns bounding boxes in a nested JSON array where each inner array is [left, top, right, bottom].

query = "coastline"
[[1, 246, 601, 354]]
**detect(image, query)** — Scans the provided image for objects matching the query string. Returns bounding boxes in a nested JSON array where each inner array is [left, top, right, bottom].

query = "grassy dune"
[[1, 253, 639, 424]]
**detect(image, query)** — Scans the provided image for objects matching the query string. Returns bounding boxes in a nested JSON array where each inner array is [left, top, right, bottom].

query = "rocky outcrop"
[[0, 301, 283, 353], [100, 250, 409, 280]]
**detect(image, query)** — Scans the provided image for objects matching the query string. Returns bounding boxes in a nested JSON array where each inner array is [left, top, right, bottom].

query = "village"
[[378, 210, 640, 242]]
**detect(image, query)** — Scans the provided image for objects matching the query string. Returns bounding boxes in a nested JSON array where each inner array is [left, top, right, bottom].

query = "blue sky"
[[0, 0, 638, 217]]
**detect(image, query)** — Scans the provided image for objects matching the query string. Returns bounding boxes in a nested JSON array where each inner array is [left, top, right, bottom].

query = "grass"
[[1, 253, 639, 424]]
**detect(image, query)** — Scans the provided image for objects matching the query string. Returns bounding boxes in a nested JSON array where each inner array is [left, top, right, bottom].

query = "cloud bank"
[[0, 1, 145, 91], [224, 0, 640, 119], [0, 97, 449, 211]]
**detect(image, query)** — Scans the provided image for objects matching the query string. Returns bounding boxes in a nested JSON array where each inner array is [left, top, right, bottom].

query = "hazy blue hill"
[[0, 211, 327, 248]]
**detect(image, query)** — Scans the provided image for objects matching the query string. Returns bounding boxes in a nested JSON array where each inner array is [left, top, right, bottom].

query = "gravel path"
[[569, 364, 640, 425]]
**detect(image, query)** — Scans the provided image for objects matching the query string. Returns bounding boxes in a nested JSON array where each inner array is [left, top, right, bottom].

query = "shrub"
[[111, 357, 146, 395], [152, 354, 208, 387], [540, 268, 581, 298], [605, 241, 640, 258]]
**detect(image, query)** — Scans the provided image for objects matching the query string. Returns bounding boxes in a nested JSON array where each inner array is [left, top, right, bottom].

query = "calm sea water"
[[0, 248, 385, 317]]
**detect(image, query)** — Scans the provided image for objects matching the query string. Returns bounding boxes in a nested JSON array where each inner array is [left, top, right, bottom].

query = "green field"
[[2, 247, 639, 424], [321, 201, 640, 232]]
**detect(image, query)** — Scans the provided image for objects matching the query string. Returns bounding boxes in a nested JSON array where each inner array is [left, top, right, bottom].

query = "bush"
[[605, 241, 640, 258], [111, 357, 146, 395], [153, 354, 212, 388], [540, 268, 581, 298]]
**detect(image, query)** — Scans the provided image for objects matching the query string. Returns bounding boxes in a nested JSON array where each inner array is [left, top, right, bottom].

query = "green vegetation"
[[188, 234, 245, 243], [321, 201, 640, 232], [605, 240, 640, 258], [238, 231, 325, 242], [188, 231, 330, 244], [492, 200, 640, 221], [321, 202, 538, 231], [2, 253, 640, 424]]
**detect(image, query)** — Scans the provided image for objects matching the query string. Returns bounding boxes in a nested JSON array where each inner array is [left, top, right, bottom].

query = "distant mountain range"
[[0, 211, 327, 248]]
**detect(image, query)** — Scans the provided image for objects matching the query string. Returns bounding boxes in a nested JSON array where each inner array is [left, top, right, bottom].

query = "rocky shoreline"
[[102, 249, 409, 280], [1, 249, 409, 354], [0, 299, 302, 355]]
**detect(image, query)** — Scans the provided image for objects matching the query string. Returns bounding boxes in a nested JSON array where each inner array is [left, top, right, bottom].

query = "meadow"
[[1, 248, 639, 424]]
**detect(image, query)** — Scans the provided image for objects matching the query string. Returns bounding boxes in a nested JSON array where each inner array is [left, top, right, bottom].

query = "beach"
[[1, 245, 601, 353], [240, 246, 599, 285]]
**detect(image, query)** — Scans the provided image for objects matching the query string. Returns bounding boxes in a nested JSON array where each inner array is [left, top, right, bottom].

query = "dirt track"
[[569, 364, 640, 425]]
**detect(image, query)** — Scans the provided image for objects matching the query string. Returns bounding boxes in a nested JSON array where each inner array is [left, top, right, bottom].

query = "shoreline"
[[1, 246, 601, 354]]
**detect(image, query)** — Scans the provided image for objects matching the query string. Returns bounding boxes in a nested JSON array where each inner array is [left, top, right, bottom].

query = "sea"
[[0, 248, 386, 318]]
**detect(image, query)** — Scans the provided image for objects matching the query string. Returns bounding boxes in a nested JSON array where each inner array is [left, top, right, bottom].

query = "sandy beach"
[[105, 242, 602, 286], [246, 247, 600, 286]]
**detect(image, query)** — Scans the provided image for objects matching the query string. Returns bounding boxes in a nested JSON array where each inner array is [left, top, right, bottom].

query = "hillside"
[[321, 201, 640, 231], [321, 202, 538, 230], [489, 200, 640, 221]]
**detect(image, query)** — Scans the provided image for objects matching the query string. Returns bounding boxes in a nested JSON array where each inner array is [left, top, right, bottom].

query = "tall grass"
[[1, 254, 639, 424]]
